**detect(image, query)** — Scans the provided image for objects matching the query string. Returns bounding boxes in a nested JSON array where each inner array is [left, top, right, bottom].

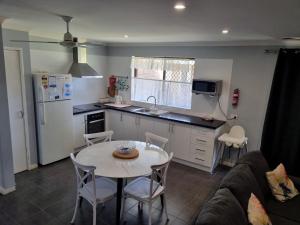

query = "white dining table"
[[76, 140, 169, 225]]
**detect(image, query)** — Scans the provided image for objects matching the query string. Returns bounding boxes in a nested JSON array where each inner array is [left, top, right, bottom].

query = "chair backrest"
[[84, 130, 114, 146], [229, 126, 245, 139], [149, 152, 174, 198], [70, 153, 97, 199], [145, 132, 168, 150]]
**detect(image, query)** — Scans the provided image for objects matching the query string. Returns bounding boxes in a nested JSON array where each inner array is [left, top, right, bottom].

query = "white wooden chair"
[[70, 153, 117, 225], [145, 132, 168, 150], [83, 130, 114, 146], [121, 152, 174, 225]]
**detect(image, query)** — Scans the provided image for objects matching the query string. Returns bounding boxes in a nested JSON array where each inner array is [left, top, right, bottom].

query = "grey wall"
[[29, 38, 109, 105], [107, 46, 278, 151], [0, 26, 15, 190], [2, 29, 38, 165]]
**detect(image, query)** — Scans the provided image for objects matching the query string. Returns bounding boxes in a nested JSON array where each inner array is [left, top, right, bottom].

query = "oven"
[[85, 112, 105, 134]]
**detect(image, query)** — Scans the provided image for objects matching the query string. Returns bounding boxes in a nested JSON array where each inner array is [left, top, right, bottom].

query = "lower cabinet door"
[[108, 110, 123, 140], [152, 120, 171, 152], [170, 123, 191, 161], [73, 114, 86, 149], [122, 113, 138, 141], [137, 116, 155, 142]]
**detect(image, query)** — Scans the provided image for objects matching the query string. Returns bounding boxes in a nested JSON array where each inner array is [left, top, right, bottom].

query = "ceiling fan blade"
[[282, 37, 300, 41], [78, 42, 105, 47], [10, 40, 60, 44]]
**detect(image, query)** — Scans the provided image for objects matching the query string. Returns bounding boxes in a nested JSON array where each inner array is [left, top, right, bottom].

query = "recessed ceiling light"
[[174, 2, 186, 10], [124, 34, 129, 38], [222, 29, 229, 34]]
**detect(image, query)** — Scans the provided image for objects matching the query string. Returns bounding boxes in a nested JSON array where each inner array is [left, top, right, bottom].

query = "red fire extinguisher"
[[232, 88, 240, 107]]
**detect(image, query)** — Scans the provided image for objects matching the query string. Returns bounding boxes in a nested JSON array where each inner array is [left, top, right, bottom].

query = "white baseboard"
[[28, 164, 38, 170], [172, 158, 212, 173], [0, 185, 16, 195]]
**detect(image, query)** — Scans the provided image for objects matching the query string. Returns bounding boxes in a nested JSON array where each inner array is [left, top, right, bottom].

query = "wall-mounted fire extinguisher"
[[232, 88, 240, 107]]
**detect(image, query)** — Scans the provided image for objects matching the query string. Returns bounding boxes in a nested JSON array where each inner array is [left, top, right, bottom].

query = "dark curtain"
[[261, 49, 300, 176]]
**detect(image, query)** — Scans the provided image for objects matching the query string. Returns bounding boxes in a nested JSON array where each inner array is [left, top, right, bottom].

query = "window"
[[131, 57, 195, 109]]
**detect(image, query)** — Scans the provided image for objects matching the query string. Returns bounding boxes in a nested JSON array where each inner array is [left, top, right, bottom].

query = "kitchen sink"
[[133, 108, 168, 116]]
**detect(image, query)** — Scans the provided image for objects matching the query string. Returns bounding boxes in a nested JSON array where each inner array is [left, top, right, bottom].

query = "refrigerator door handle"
[[41, 103, 46, 125], [39, 85, 45, 102]]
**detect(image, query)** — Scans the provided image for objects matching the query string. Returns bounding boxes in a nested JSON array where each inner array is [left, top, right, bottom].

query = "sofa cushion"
[[266, 194, 300, 223], [220, 164, 265, 212], [266, 163, 299, 202], [237, 151, 271, 196], [195, 188, 248, 225], [248, 193, 272, 225], [269, 214, 300, 225]]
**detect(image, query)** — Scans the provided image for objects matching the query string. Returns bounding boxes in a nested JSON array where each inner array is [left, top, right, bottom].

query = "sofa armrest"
[[289, 175, 300, 190]]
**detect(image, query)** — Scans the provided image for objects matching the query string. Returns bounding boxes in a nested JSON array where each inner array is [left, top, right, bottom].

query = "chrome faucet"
[[147, 96, 157, 109]]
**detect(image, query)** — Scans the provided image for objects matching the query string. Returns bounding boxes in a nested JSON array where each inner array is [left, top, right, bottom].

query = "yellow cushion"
[[266, 163, 299, 202], [248, 193, 272, 225]]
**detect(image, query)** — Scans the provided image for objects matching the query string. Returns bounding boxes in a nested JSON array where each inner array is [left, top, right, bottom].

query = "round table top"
[[76, 140, 169, 178]]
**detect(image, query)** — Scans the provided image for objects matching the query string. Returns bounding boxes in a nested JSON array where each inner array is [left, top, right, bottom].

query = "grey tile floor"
[[0, 159, 227, 225]]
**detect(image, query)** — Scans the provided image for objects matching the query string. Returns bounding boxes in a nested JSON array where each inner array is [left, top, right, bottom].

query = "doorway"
[[4, 48, 29, 174]]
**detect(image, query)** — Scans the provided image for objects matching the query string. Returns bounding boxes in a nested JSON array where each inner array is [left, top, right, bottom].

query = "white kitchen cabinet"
[[108, 110, 138, 141], [136, 116, 156, 141], [107, 110, 122, 139], [120, 112, 138, 140], [169, 123, 191, 161], [153, 120, 171, 152], [106, 109, 224, 173], [73, 114, 86, 149]]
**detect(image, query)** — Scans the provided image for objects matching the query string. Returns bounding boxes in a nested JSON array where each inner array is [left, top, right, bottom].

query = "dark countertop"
[[73, 102, 226, 129]]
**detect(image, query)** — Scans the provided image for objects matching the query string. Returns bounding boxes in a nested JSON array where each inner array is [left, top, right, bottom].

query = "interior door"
[[4, 49, 28, 173]]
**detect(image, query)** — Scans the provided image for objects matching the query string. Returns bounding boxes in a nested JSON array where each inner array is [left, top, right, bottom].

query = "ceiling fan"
[[10, 16, 104, 48], [282, 37, 300, 41]]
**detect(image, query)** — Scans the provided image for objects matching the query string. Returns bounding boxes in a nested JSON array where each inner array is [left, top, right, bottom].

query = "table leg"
[[116, 178, 123, 225]]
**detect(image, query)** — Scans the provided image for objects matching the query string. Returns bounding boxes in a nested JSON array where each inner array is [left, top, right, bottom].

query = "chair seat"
[[80, 177, 117, 203], [218, 133, 247, 147], [124, 177, 164, 200]]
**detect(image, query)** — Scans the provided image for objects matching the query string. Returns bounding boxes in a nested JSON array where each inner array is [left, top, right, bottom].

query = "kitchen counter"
[[73, 103, 226, 129]]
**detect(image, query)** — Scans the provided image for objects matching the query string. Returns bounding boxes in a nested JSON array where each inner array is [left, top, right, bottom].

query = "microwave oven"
[[192, 79, 222, 96]]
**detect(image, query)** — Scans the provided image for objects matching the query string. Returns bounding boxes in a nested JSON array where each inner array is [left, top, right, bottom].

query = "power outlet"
[[230, 114, 238, 120]]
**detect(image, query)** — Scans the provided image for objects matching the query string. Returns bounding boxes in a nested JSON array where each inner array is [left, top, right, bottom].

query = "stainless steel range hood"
[[69, 46, 103, 78]]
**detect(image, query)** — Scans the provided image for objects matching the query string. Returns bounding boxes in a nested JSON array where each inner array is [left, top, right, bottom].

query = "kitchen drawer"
[[191, 134, 214, 147], [190, 143, 212, 158], [191, 127, 214, 139], [191, 153, 212, 167], [190, 143, 213, 166]]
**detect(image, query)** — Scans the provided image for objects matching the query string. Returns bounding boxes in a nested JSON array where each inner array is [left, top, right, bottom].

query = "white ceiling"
[[0, 0, 300, 45]]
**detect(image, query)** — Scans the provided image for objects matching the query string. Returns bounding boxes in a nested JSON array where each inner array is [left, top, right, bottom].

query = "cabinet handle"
[[171, 125, 174, 133], [195, 157, 205, 161], [120, 113, 123, 122], [88, 119, 104, 124], [196, 148, 206, 152], [196, 139, 207, 143]]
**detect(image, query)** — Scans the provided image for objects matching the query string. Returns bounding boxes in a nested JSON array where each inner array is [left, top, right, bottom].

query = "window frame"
[[131, 56, 195, 109]]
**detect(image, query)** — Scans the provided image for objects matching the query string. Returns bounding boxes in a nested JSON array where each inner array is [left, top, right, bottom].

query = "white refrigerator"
[[34, 73, 74, 165]]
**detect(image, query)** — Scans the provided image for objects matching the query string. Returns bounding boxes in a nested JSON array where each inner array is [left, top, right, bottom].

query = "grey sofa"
[[195, 151, 300, 225]]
